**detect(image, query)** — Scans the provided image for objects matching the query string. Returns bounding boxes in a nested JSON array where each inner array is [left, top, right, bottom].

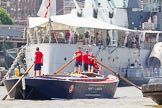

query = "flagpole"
[[49, 18, 52, 43]]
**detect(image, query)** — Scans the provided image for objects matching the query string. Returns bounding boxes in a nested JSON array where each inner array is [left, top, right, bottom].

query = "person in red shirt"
[[93, 60, 101, 74], [73, 46, 82, 73], [82, 50, 90, 72], [65, 30, 70, 44], [34, 47, 43, 77], [88, 52, 96, 72]]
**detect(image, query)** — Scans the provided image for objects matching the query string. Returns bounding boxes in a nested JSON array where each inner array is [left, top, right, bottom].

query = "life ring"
[[69, 85, 74, 93]]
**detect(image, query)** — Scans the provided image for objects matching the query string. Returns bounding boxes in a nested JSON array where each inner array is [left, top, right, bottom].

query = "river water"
[[0, 86, 160, 108]]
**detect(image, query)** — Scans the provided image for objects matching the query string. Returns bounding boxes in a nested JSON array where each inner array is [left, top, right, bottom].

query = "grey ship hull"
[[25, 43, 150, 86]]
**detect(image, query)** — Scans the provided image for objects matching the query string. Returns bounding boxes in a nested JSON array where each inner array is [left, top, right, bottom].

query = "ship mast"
[[37, 0, 54, 43], [48, 0, 52, 43]]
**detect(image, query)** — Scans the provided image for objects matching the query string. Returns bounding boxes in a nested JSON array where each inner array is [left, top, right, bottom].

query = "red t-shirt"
[[75, 51, 82, 61], [93, 61, 99, 69], [89, 55, 95, 64], [83, 53, 89, 64], [65, 31, 70, 37], [34, 51, 43, 64]]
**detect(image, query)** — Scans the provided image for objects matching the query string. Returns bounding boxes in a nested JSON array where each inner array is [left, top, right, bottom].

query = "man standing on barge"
[[34, 47, 43, 77], [73, 46, 83, 73]]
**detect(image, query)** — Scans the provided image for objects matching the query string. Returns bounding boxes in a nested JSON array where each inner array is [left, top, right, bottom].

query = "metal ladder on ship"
[[1, 46, 27, 82]]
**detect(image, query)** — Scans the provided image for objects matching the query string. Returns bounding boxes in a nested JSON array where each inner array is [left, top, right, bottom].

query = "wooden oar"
[[96, 60, 142, 90], [2, 63, 34, 100], [53, 58, 74, 74]]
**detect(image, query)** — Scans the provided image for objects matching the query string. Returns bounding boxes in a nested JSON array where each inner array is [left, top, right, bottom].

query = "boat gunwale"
[[5, 75, 119, 84]]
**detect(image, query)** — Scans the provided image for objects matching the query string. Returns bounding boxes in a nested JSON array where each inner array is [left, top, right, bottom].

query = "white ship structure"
[[4, 0, 162, 85]]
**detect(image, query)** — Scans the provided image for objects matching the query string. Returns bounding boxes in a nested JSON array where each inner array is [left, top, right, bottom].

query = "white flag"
[[37, 0, 51, 18]]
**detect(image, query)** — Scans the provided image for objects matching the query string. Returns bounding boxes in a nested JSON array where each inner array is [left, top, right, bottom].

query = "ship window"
[[130, 64, 135, 66]]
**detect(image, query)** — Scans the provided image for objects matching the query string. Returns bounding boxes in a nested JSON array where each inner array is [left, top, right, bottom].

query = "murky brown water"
[[0, 86, 160, 108]]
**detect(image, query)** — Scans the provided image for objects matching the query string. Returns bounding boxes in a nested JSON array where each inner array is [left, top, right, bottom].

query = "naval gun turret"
[[142, 42, 162, 105], [147, 42, 162, 69]]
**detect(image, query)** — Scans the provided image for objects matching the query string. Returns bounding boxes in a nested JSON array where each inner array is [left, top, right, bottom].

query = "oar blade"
[[2, 95, 8, 100]]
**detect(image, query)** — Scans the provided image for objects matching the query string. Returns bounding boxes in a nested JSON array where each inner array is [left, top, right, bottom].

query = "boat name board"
[[86, 84, 105, 96]]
